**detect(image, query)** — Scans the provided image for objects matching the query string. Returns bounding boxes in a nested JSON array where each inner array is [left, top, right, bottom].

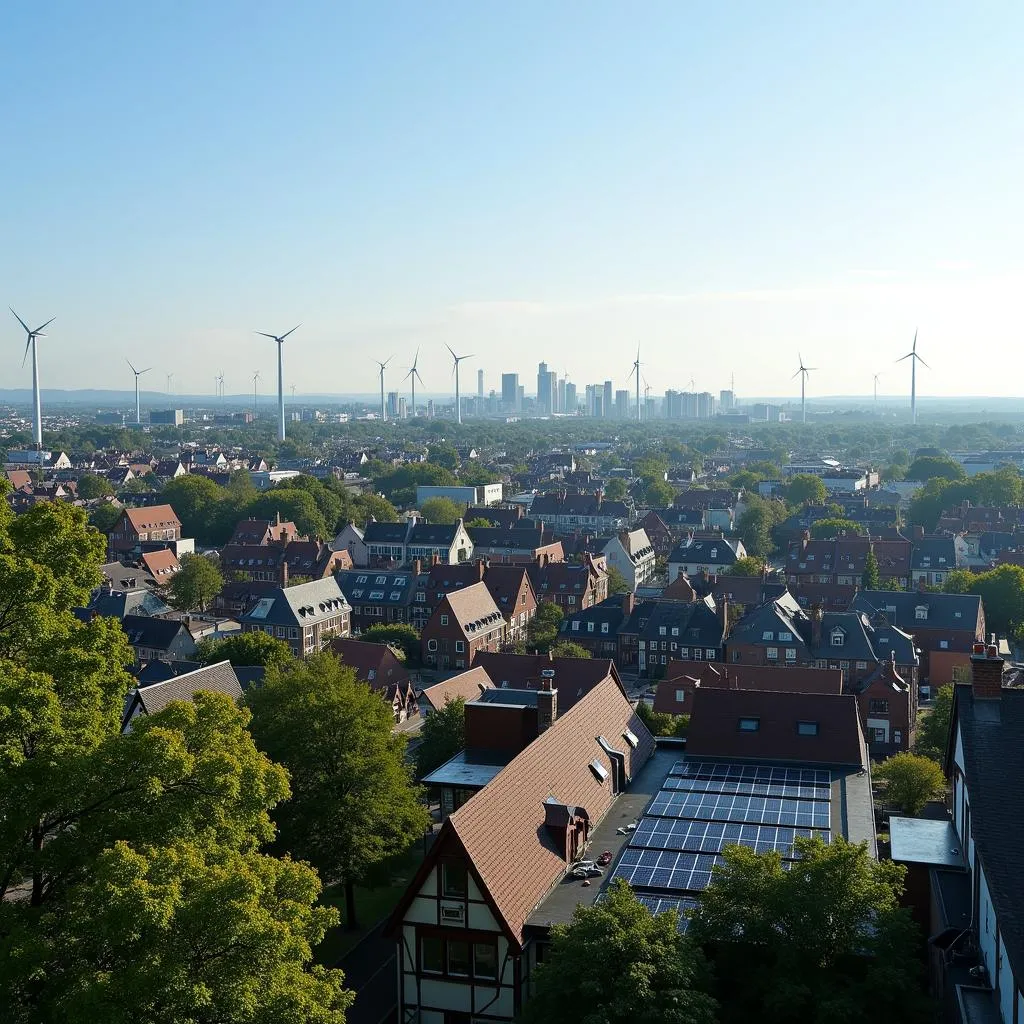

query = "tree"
[[944, 563, 1024, 636], [736, 494, 788, 558], [604, 477, 628, 500], [691, 836, 928, 1024], [862, 549, 881, 590], [87, 501, 122, 534], [549, 640, 592, 659], [905, 454, 966, 483], [942, 568, 976, 595], [359, 623, 421, 665], [915, 684, 954, 762], [0, 499, 351, 1022], [162, 474, 226, 543], [246, 655, 430, 929], [76, 472, 115, 499], [521, 877, 717, 1024], [527, 602, 564, 652], [419, 496, 464, 524], [809, 517, 864, 539], [195, 630, 293, 668], [168, 552, 224, 612], [636, 699, 680, 737], [606, 564, 631, 595], [416, 696, 466, 779], [353, 492, 399, 525], [726, 555, 766, 577], [784, 474, 827, 506], [465, 516, 493, 528], [249, 489, 330, 539], [641, 478, 676, 507], [426, 442, 460, 470], [874, 751, 947, 816]]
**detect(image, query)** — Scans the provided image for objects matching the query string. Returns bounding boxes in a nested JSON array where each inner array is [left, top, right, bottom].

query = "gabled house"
[[227, 515, 302, 547], [139, 548, 180, 582], [120, 614, 198, 667], [559, 593, 635, 659], [600, 528, 656, 591], [107, 504, 182, 559], [619, 593, 726, 676], [526, 554, 608, 613], [637, 510, 675, 557], [471, 652, 623, 711], [239, 577, 351, 657], [526, 490, 633, 535], [335, 566, 425, 633], [910, 535, 960, 587], [422, 582, 505, 671], [330, 522, 368, 566], [668, 533, 745, 581], [329, 637, 415, 722], [121, 661, 242, 732], [363, 518, 473, 568]]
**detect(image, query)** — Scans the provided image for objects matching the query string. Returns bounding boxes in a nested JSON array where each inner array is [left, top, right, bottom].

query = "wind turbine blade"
[[140, 367, 152, 375], [255, 331, 278, 340], [791, 369, 802, 380], [9, 307, 31, 334], [916, 355, 931, 370], [22, 337, 31, 368], [33, 317, 55, 334], [912, 329, 918, 352], [414, 368, 424, 384], [896, 353, 913, 363], [280, 324, 301, 340], [445, 343, 458, 361], [463, 354, 475, 360], [126, 358, 138, 374], [806, 367, 818, 372]]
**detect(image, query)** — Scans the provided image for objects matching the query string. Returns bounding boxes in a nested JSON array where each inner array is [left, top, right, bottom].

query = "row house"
[[557, 593, 634, 660], [239, 577, 351, 657], [526, 554, 608, 613], [465, 525, 564, 566], [221, 539, 348, 585], [421, 582, 506, 672], [909, 535, 961, 587], [363, 518, 473, 568], [619, 593, 726, 676], [667, 533, 746, 581], [424, 561, 538, 645], [335, 567, 426, 633], [526, 490, 633, 536], [107, 504, 182, 560], [785, 531, 912, 590]]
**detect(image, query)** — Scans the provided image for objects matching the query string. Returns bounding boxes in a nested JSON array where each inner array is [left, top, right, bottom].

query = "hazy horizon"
[[5, 3, 1024, 398]]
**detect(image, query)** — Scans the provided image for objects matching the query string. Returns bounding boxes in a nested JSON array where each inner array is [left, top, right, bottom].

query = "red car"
[[596, 850, 613, 867]]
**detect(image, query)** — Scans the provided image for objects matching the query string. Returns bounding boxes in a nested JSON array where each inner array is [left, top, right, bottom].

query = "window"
[[390, 591, 401, 601], [778, 631, 792, 642], [421, 936, 444, 974], [447, 940, 471, 976], [915, 606, 928, 620], [659, 626, 667, 636], [869, 727, 886, 744], [440, 614, 449, 626], [855, 660, 868, 670], [797, 721, 819, 736], [830, 629, 844, 647], [893, 729, 903, 746], [474, 943, 498, 980], [940, 640, 949, 649], [706, 648, 716, 660], [766, 646, 778, 660], [427, 639, 438, 652], [369, 590, 385, 600], [356, 575, 367, 584], [785, 647, 796, 662], [675, 689, 686, 703], [762, 630, 774, 641], [693, 648, 702, 661], [738, 717, 760, 732], [589, 760, 608, 782], [572, 621, 580, 632], [671, 627, 679, 637], [623, 729, 639, 748], [587, 622, 595, 633], [442, 862, 468, 899], [869, 699, 889, 714], [455, 640, 465, 653], [375, 575, 387, 584], [601, 622, 609, 634], [679, 647, 689, 659]]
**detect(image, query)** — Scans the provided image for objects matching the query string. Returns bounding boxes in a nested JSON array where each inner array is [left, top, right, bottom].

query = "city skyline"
[[5, 4, 1024, 396]]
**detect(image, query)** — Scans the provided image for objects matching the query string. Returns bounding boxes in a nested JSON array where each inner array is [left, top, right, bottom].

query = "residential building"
[[121, 661, 242, 732], [558, 593, 634, 659], [910, 535, 961, 587], [785, 532, 912, 590], [527, 490, 633, 535], [331, 522, 368, 566], [599, 528, 656, 591], [335, 567, 425, 632], [422, 582, 506, 671], [466, 525, 564, 566], [107, 504, 182, 559], [363, 518, 473, 568], [329, 637, 416, 722], [527, 554, 608, 613], [471, 652, 622, 711], [618, 594, 726, 675], [239, 577, 351, 657], [119, 614, 198, 667], [417, 484, 504, 507], [667, 533, 746, 581]]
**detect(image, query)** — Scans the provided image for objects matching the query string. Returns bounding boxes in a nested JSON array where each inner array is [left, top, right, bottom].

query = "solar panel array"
[[595, 892, 699, 933], [610, 759, 833, 899]]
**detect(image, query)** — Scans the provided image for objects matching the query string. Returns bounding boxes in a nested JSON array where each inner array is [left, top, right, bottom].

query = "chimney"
[[718, 596, 729, 633], [412, 558, 422, 577], [802, 529, 811, 553], [810, 604, 823, 648], [537, 676, 558, 732], [913, 524, 925, 541], [276, 511, 281, 527], [622, 591, 636, 617], [280, 557, 288, 587], [477, 558, 486, 581], [595, 490, 603, 508], [970, 636, 1004, 699]]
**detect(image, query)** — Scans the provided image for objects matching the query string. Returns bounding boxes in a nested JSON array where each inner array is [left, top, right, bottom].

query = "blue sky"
[[4, 2, 1024, 399]]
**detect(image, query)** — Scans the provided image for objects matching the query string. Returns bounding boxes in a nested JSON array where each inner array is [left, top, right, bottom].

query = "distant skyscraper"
[[697, 392, 716, 418], [665, 390, 682, 419], [501, 372, 519, 410], [593, 395, 603, 418], [537, 362, 555, 415], [387, 391, 399, 419], [557, 377, 566, 414], [719, 389, 735, 411], [398, 396, 408, 419], [426, 399, 435, 418], [477, 368, 484, 401], [564, 381, 577, 414], [517, 384, 525, 410], [603, 381, 613, 419], [615, 389, 630, 420]]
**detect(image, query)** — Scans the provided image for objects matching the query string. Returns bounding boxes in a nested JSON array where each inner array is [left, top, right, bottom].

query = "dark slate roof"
[[120, 614, 191, 650], [910, 536, 958, 571], [951, 686, 1024, 985], [408, 522, 463, 545], [238, 577, 349, 627], [132, 661, 242, 718], [335, 569, 419, 607], [621, 595, 724, 647], [89, 588, 172, 619], [467, 526, 547, 552], [852, 590, 983, 633], [561, 595, 631, 637], [652, 507, 705, 528], [362, 521, 410, 544], [528, 493, 631, 518], [667, 538, 740, 566], [99, 561, 157, 591]]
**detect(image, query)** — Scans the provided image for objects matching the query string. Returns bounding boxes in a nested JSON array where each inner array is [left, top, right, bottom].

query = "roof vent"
[[540, 668, 556, 678]]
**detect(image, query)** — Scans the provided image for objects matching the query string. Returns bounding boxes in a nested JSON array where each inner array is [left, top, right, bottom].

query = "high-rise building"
[[557, 377, 566, 415], [387, 391, 399, 419], [697, 392, 716, 418], [501, 373, 520, 411], [665, 390, 683, 419], [398, 397, 408, 419], [564, 381, 577, 414], [426, 399, 435, 419], [477, 368, 484, 401], [537, 362, 555, 416], [517, 384, 525, 411], [592, 395, 603, 418], [603, 381, 613, 418], [719, 389, 735, 411], [615, 389, 630, 420]]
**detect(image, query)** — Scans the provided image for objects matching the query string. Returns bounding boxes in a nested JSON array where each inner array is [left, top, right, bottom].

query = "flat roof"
[[890, 816, 965, 868], [421, 750, 510, 789]]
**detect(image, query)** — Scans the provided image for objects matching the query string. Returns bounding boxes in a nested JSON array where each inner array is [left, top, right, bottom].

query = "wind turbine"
[[10, 308, 54, 447], [630, 347, 641, 422], [374, 357, 393, 422], [896, 330, 929, 425], [255, 324, 300, 442], [252, 370, 261, 419], [165, 372, 174, 395], [873, 373, 881, 406], [126, 359, 151, 425], [216, 372, 225, 398], [404, 348, 424, 418], [792, 353, 816, 424], [446, 344, 473, 424]]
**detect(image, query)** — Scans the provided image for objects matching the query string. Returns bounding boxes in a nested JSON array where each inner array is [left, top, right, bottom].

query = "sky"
[[4, 1, 1024, 400]]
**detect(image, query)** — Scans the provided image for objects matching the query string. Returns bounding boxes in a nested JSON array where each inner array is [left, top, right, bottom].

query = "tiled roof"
[[335, 569, 419, 607], [852, 590, 983, 634], [119, 614, 189, 649], [471, 653, 620, 710], [123, 504, 181, 531], [687, 688, 867, 768], [140, 548, 180, 578], [482, 565, 533, 616], [329, 637, 409, 689], [668, 538, 740, 566], [420, 666, 494, 711], [131, 661, 242, 720], [443, 582, 504, 632], [239, 577, 350, 627], [441, 677, 655, 947]]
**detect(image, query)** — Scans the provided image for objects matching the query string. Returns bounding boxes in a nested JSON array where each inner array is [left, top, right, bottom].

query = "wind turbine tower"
[[10, 308, 54, 447], [127, 359, 151, 425], [897, 330, 929, 425], [873, 373, 881, 407], [256, 325, 300, 442], [630, 347, 642, 422], [792, 354, 816, 424], [165, 372, 174, 395], [446, 344, 473, 425], [252, 370, 261, 419], [375, 357, 392, 422], [404, 349, 424, 417]]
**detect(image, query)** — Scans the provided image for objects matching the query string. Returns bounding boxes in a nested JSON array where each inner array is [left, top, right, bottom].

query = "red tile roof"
[[420, 667, 494, 711], [329, 637, 410, 691], [124, 504, 181, 531], [140, 548, 180, 578]]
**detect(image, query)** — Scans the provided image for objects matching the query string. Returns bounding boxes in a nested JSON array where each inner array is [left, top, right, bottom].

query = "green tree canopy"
[[605, 564, 631, 595], [784, 474, 827, 506], [249, 488, 330, 539], [809, 517, 865, 539], [862, 549, 881, 589], [905, 454, 966, 483], [549, 640, 592, 659], [352, 492, 399, 525], [246, 654, 429, 928], [641, 478, 676, 507], [416, 696, 466, 779], [691, 836, 928, 1024], [162, 474, 227, 542], [426, 442, 460, 470], [945, 563, 1024, 636], [521, 877, 717, 1024], [603, 477, 629, 500], [736, 494, 789, 557], [526, 601, 564, 652], [726, 555, 766, 577], [915, 684, 954, 762], [358, 622, 421, 665], [87, 501, 122, 534], [419, 496, 464, 524], [195, 629, 293, 668], [874, 751, 947, 815], [76, 472, 115, 499], [168, 552, 224, 612]]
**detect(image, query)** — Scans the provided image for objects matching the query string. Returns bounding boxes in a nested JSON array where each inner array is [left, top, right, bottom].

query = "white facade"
[[331, 523, 367, 566], [602, 530, 656, 591], [417, 483, 504, 507]]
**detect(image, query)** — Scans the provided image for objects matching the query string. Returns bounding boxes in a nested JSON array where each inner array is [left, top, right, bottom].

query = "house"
[[86, 582, 172, 620], [667, 533, 746, 582], [527, 490, 633, 535], [120, 614, 198, 667], [932, 643, 1024, 1024], [97, 560, 157, 593], [329, 637, 416, 722], [421, 582, 505, 671], [363, 518, 473, 568], [471, 652, 623, 711], [851, 652, 913, 755], [139, 548, 180, 582], [599, 528, 656, 591], [387, 674, 654, 1023], [637, 510, 675, 557], [463, 505, 525, 529], [526, 554, 608, 613], [419, 666, 495, 716], [227, 515, 302, 546], [121, 661, 242, 732], [238, 577, 351, 657], [785, 532, 912, 590], [330, 522, 368, 566], [335, 566, 425, 633], [618, 594, 726, 676], [559, 593, 634, 659], [481, 564, 537, 643], [653, 661, 844, 716], [107, 504, 182, 559], [466, 525, 564, 566], [851, 589, 985, 688], [910, 535, 961, 587]]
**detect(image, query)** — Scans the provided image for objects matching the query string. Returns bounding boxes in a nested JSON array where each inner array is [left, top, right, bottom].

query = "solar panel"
[[596, 892, 698, 932], [668, 761, 832, 789], [647, 791, 831, 829], [662, 775, 830, 801], [629, 818, 828, 855], [611, 849, 726, 894]]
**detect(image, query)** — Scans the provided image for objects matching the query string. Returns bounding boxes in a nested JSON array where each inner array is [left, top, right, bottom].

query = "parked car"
[[596, 850, 613, 866]]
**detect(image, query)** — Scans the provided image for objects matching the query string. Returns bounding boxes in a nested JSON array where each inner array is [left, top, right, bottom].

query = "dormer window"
[[762, 631, 774, 641], [738, 717, 760, 732], [830, 628, 845, 647], [915, 606, 928, 620], [589, 760, 608, 782], [797, 721, 819, 736]]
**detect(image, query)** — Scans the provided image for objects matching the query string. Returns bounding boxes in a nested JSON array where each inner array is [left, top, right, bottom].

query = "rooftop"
[[421, 749, 511, 789], [889, 816, 965, 869]]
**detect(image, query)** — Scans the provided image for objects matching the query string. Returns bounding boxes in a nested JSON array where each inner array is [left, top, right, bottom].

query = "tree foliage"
[[691, 836, 929, 1024], [358, 623, 421, 665], [945, 563, 1024, 636], [521, 877, 718, 1024], [76, 472, 115, 499], [605, 564, 631, 595], [246, 655, 429, 928], [736, 494, 789, 557], [874, 751, 947, 816], [861, 549, 881, 590], [915, 684, 954, 763], [726, 555, 766, 577], [603, 477, 628, 500], [809, 517, 865, 539], [526, 602, 564, 653], [784, 474, 827, 506], [196, 629, 294, 668], [549, 640, 592, 659], [168, 552, 224, 612], [419, 496, 464, 525], [88, 501, 122, 534], [905, 454, 966, 483], [416, 696, 466, 779]]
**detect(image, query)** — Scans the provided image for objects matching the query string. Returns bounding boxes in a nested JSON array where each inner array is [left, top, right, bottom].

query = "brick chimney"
[[970, 636, 1003, 699], [412, 558, 422, 576], [622, 591, 636, 617], [476, 558, 486, 581], [718, 596, 729, 633], [810, 604, 823, 648], [537, 675, 558, 732], [280, 557, 289, 587]]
